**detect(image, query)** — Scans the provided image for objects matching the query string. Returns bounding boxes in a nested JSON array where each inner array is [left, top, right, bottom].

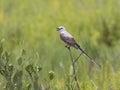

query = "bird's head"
[[56, 26, 66, 32]]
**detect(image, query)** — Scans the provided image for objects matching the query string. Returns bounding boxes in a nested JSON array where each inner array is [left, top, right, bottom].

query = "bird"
[[57, 26, 99, 67]]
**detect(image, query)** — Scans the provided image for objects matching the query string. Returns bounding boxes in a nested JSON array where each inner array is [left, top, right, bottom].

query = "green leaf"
[[0, 42, 3, 56], [13, 70, 23, 90], [36, 66, 42, 72], [21, 49, 26, 56], [48, 71, 54, 80], [17, 57, 22, 65], [8, 64, 14, 76], [26, 83, 32, 90], [25, 64, 34, 73]]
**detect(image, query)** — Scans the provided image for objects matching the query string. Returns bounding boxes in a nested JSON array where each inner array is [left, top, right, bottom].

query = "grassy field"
[[0, 0, 120, 90]]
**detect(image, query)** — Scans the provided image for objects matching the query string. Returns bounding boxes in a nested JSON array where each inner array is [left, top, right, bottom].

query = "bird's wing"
[[60, 32, 77, 47]]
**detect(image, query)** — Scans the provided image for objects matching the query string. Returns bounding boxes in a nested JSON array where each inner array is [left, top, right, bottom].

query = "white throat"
[[59, 29, 66, 32]]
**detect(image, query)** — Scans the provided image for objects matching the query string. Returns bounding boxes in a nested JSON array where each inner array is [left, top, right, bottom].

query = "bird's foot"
[[65, 45, 70, 50]]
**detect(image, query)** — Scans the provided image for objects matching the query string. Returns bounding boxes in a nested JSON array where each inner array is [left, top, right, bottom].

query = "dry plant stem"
[[73, 52, 83, 64], [67, 47, 81, 90]]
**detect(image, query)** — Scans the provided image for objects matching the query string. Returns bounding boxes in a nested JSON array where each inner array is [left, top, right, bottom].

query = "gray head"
[[56, 26, 66, 32]]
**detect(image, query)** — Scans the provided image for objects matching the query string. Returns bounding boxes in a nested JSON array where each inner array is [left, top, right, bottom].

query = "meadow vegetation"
[[0, 0, 120, 90]]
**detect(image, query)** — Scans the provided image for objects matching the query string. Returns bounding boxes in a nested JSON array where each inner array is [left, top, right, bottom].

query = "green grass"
[[0, 0, 120, 90]]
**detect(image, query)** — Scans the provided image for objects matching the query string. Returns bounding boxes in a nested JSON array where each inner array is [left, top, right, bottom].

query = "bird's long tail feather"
[[75, 43, 100, 67]]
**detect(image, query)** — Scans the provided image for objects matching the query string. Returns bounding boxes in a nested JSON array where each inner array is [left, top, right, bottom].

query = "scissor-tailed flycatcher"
[[57, 26, 99, 67]]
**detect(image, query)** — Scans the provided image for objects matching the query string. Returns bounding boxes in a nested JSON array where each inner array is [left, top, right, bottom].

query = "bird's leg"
[[65, 45, 73, 61], [65, 45, 70, 50]]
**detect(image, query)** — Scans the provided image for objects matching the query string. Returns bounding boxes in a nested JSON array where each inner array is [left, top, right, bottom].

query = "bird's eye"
[[60, 28, 63, 29]]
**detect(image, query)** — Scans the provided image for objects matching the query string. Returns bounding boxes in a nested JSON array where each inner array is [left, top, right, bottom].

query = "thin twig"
[[73, 52, 83, 64], [66, 47, 81, 90], [91, 80, 98, 90]]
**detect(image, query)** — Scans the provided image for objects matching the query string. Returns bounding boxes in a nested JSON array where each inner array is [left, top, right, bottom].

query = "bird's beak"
[[56, 27, 60, 31]]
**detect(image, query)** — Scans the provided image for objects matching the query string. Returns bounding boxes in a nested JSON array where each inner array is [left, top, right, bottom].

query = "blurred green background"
[[0, 0, 120, 90]]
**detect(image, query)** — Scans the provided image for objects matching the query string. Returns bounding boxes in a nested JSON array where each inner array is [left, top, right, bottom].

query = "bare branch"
[[66, 47, 81, 90]]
